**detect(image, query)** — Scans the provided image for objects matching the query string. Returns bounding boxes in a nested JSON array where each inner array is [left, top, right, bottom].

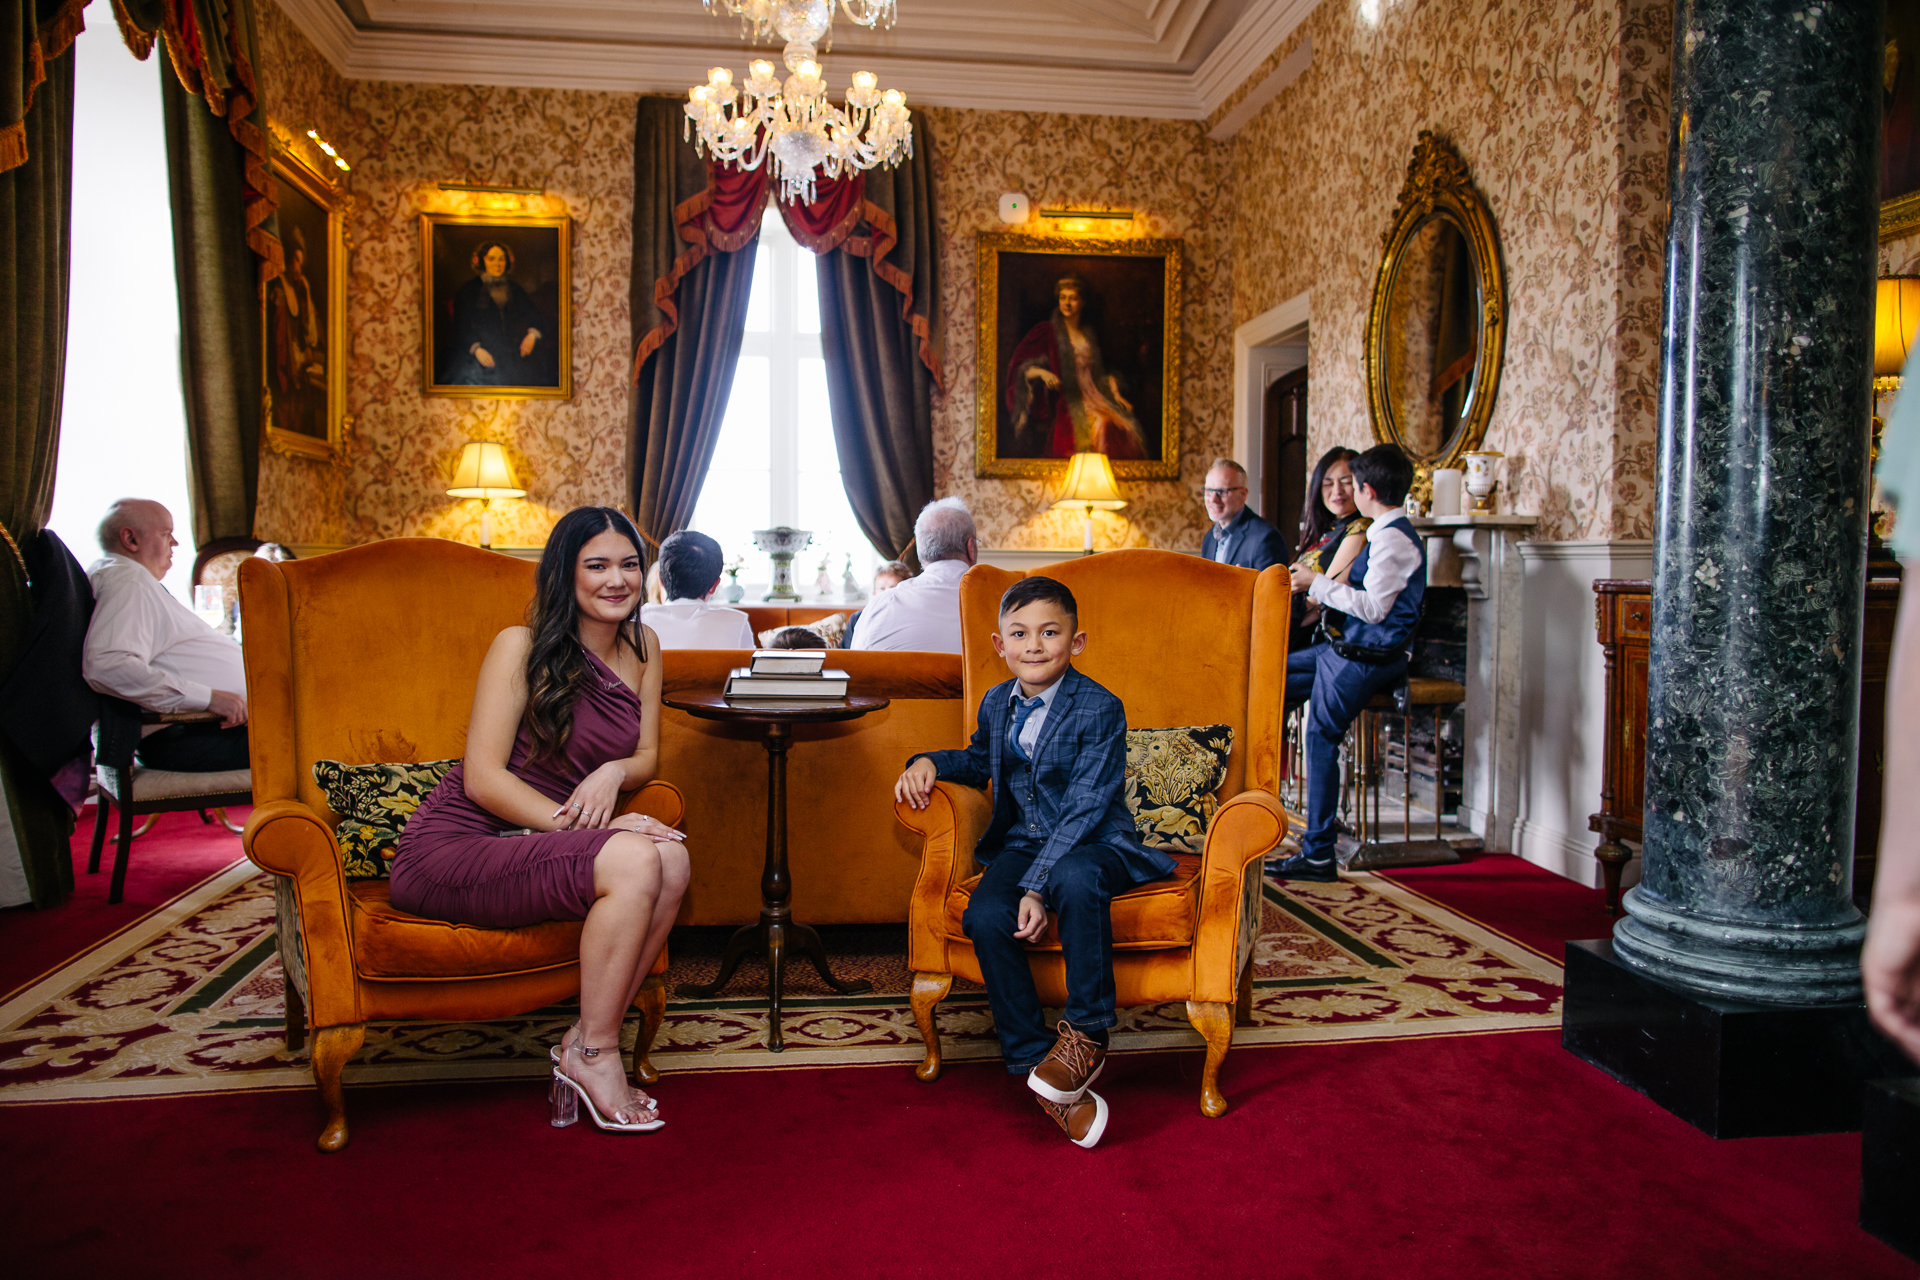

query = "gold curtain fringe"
[[0, 0, 91, 174], [0, 517, 30, 589], [109, 0, 155, 58]]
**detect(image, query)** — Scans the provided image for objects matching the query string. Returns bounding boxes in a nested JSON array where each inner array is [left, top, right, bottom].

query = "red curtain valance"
[[634, 158, 939, 389]]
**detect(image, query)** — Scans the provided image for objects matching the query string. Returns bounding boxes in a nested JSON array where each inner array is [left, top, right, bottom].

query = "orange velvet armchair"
[[239, 539, 681, 1151], [894, 549, 1290, 1116]]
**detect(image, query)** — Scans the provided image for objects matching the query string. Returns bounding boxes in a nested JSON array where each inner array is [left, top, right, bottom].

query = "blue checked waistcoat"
[[909, 666, 1176, 894]]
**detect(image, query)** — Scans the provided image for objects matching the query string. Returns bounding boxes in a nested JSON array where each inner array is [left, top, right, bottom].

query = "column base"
[[1614, 885, 1867, 1006], [1561, 939, 1909, 1137], [1863, 1077, 1920, 1262]]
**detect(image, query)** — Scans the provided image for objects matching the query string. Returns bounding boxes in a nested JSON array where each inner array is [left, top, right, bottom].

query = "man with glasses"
[[1199, 458, 1290, 570]]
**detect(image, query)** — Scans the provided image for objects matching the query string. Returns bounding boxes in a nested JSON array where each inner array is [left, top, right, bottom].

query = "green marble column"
[[1615, 0, 1882, 1004]]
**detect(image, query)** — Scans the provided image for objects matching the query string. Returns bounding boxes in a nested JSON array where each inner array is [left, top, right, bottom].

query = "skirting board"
[[1513, 816, 1640, 891]]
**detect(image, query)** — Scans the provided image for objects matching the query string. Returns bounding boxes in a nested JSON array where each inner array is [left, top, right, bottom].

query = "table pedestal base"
[[676, 915, 873, 1052]]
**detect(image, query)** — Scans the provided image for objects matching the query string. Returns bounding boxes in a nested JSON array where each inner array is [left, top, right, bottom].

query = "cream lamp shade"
[[447, 441, 526, 499], [447, 441, 525, 549], [1050, 451, 1126, 553]]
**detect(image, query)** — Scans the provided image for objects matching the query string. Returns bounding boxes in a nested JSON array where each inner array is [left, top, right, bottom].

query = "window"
[[45, 22, 195, 602], [689, 210, 879, 598]]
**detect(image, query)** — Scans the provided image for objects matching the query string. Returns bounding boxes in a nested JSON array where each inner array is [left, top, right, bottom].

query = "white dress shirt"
[[849, 558, 970, 653], [640, 597, 756, 649], [83, 554, 247, 713], [1210, 519, 1236, 563], [1008, 674, 1064, 758], [1306, 507, 1421, 623]]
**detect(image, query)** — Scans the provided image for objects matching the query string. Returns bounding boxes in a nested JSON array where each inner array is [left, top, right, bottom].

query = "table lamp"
[[1875, 276, 1920, 396], [1051, 451, 1126, 555], [447, 441, 525, 549]]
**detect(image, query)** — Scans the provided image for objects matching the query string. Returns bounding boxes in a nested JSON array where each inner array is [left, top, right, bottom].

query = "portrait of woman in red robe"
[[1004, 275, 1147, 460]]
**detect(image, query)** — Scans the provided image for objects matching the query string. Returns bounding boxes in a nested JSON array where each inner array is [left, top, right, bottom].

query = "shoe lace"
[[1050, 1023, 1096, 1076]]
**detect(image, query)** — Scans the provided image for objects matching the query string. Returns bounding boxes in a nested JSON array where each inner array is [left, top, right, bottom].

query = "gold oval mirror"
[[1365, 132, 1506, 502]]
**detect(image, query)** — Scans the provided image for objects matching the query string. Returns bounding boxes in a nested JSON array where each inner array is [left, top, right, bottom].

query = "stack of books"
[[725, 650, 851, 700]]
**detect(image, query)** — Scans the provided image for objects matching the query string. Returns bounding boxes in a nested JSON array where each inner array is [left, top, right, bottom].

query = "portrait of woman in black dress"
[[423, 214, 571, 397]]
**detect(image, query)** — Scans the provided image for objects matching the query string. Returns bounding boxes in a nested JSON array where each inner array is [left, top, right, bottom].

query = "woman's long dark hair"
[[1299, 446, 1362, 551], [524, 506, 649, 762]]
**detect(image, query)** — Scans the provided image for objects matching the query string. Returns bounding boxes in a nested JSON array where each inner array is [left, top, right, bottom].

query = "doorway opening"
[[1263, 367, 1307, 548]]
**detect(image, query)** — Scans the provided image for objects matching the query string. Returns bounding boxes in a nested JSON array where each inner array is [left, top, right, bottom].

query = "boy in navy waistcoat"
[[895, 576, 1174, 1148], [1270, 443, 1427, 882]]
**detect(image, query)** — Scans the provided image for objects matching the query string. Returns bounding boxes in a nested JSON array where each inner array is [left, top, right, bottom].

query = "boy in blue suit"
[[1270, 443, 1427, 882], [896, 576, 1174, 1149]]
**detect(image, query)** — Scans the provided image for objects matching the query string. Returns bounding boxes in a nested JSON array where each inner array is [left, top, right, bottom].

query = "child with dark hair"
[[895, 575, 1173, 1148], [1270, 442, 1427, 882]]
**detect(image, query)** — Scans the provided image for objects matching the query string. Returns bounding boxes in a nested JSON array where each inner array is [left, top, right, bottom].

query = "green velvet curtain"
[[0, 5, 76, 906], [815, 121, 941, 565], [161, 54, 261, 545], [628, 95, 759, 544], [114, 0, 275, 545]]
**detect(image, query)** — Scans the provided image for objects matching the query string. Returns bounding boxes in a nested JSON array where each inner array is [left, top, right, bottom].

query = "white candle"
[[1432, 469, 1464, 517]]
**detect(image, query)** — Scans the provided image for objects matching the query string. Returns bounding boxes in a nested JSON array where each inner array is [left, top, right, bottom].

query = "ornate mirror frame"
[[1364, 131, 1507, 502]]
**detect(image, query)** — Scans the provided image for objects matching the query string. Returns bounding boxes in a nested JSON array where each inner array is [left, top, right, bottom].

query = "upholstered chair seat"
[[345, 880, 606, 981], [96, 763, 252, 802], [896, 549, 1290, 1116]]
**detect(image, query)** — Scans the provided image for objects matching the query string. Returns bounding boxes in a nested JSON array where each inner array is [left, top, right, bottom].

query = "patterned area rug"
[[0, 861, 1562, 1104]]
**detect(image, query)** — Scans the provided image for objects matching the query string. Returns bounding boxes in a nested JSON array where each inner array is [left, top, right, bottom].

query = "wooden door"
[[1263, 368, 1308, 548]]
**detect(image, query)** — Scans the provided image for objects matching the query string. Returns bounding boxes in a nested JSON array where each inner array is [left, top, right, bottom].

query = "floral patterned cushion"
[[312, 758, 459, 880], [1123, 725, 1234, 854]]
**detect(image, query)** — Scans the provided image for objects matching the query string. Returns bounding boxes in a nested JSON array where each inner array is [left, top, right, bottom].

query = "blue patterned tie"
[[1009, 694, 1044, 761]]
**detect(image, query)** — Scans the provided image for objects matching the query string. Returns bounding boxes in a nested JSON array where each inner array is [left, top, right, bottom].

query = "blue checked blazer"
[[910, 666, 1176, 894]]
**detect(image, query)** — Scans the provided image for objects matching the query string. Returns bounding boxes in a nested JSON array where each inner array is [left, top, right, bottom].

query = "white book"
[[725, 668, 850, 699], [749, 649, 828, 675]]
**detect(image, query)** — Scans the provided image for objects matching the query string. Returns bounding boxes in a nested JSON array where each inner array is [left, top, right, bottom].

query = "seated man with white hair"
[[83, 499, 250, 772], [851, 498, 977, 653], [640, 529, 756, 649]]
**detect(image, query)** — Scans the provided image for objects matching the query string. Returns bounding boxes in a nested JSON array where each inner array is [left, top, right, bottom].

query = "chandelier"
[[686, 0, 912, 205], [702, 0, 896, 43]]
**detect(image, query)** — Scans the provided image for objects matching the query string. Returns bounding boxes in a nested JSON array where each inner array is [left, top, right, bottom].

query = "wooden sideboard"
[[1589, 578, 1901, 914]]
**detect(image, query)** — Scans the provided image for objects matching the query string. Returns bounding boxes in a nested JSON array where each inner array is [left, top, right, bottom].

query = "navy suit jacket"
[[1201, 505, 1291, 570], [911, 666, 1175, 894]]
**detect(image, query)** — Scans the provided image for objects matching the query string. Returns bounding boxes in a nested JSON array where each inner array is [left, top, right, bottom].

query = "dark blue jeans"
[[962, 842, 1131, 1073], [1285, 643, 1407, 863]]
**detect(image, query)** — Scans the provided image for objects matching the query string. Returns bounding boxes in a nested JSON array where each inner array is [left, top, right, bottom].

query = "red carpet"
[[0, 805, 249, 999], [2, 832, 1914, 1277]]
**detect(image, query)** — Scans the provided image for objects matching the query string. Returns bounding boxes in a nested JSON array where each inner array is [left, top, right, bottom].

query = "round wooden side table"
[[663, 691, 890, 1051]]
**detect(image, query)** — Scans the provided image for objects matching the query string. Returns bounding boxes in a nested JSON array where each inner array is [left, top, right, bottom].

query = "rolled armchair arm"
[[895, 782, 992, 973], [622, 779, 685, 829], [244, 799, 363, 1027], [1191, 790, 1288, 1004]]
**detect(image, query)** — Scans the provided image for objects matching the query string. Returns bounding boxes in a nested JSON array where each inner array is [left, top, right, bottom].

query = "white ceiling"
[[276, 0, 1321, 118]]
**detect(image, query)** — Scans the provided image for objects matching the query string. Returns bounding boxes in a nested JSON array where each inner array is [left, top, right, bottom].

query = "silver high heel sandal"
[[549, 1041, 664, 1133]]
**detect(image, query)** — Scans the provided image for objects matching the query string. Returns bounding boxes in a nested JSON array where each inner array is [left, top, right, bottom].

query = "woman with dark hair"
[[391, 507, 688, 1133], [1291, 447, 1370, 652]]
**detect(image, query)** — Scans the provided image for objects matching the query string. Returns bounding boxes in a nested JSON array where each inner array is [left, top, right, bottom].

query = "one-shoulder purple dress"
[[391, 649, 643, 927]]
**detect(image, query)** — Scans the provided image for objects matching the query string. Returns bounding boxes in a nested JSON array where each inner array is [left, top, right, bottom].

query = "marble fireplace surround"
[[1414, 513, 1537, 853]]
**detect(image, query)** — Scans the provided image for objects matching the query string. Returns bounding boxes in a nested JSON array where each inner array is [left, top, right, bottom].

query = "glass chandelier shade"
[[686, 0, 911, 204], [703, 0, 896, 42]]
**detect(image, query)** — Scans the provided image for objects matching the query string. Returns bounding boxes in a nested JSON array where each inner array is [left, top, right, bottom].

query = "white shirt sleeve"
[[1307, 525, 1422, 625], [83, 572, 213, 712], [732, 611, 756, 649]]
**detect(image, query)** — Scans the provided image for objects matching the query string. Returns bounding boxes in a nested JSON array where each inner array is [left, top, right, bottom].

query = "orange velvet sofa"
[[893, 550, 1290, 1117]]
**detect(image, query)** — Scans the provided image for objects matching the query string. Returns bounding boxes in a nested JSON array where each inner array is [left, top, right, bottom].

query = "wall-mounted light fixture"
[[1038, 207, 1134, 235], [305, 128, 350, 172], [436, 182, 546, 196]]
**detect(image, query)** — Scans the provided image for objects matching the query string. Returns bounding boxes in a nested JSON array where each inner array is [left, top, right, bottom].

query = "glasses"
[[1202, 487, 1246, 498]]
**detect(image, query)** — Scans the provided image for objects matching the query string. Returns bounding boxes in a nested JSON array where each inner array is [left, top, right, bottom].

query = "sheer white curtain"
[[46, 22, 194, 600], [689, 209, 880, 597]]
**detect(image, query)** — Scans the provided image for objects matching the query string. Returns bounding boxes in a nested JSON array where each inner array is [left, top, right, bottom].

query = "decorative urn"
[[1462, 451, 1503, 514], [752, 527, 813, 601]]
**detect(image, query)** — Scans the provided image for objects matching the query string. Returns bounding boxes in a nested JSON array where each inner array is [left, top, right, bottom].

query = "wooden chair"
[[894, 550, 1290, 1116], [88, 698, 252, 904], [239, 539, 678, 1151]]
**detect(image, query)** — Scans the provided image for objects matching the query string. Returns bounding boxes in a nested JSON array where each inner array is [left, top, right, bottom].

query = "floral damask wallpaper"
[[253, 3, 636, 549], [1227, 0, 1671, 543], [919, 106, 1234, 552]]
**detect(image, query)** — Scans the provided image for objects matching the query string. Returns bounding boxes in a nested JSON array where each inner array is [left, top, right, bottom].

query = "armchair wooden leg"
[[910, 972, 952, 1082], [1235, 956, 1255, 1026], [632, 977, 666, 1086], [215, 807, 244, 834], [86, 798, 109, 874], [284, 982, 308, 1055], [312, 1024, 366, 1153], [107, 786, 135, 905], [1185, 1000, 1233, 1118]]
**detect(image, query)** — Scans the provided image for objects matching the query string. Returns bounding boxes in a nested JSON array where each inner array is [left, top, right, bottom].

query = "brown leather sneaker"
[[1038, 1088, 1109, 1149], [1027, 1021, 1106, 1104]]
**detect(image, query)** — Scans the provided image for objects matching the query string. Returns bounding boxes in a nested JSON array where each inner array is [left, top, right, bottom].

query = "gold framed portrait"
[[421, 212, 572, 398], [262, 151, 349, 460], [974, 232, 1183, 480], [1886, 3, 1920, 241]]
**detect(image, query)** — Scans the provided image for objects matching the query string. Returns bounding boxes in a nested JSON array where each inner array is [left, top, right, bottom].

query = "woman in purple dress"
[[391, 507, 689, 1133]]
